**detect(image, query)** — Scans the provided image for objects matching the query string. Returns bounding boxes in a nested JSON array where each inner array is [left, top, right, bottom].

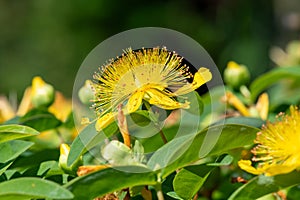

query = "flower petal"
[[95, 112, 116, 131], [127, 89, 145, 113], [175, 67, 212, 95], [225, 91, 250, 116], [263, 164, 296, 176], [256, 93, 269, 120], [146, 88, 190, 110], [238, 160, 264, 175]]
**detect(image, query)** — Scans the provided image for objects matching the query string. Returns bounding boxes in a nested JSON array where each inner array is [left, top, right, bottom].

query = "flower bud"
[[59, 143, 82, 174], [78, 80, 94, 105], [31, 76, 55, 108], [224, 61, 250, 90]]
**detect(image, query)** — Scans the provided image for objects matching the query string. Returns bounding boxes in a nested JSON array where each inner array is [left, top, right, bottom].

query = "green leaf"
[[287, 184, 300, 200], [140, 124, 177, 153], [212, 117, 264, 128], [173, 165, 212, 199], [37, 160, 64, 177], [250, 66, 300, 101], [207, 154, 234, 166], [127, 110, 160, 141], [128, 110, 151, 127], [133, 140, 145, 163], [0, 140, 34, 163], [0, 177, 74, 199], [0, 162, 13, 176], [67, 122, 117, 166], [10, 148, 59, 170], [229, 171, 300, 200], [268, 79, 300, 110], [19, 108, 62, 132], [65, 166, 157, 200], [147, 124, 259, 177], [167, 191, 184, 200], [0, 124, 39, 143]]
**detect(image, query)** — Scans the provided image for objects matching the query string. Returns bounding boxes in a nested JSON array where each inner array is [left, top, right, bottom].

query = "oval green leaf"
[[65, 166, 157, 200], [0, 140, 34, 163], [19, 108, 62, 132], [0, 124, 39, 143], [250, 66, 300, 101], [229, 171, 300, 200], [173, 165, 213, 199], [0, 177, 74, 199], [147, 124, 259, 178]]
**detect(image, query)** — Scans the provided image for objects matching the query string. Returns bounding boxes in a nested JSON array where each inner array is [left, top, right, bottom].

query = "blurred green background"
[[0, 0, 299, 98]]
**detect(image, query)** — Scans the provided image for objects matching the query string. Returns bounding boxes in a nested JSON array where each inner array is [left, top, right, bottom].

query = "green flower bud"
[[78, 80, 94, 105], [224, 61, 250, 89], [59, 143, 82, 175], [31, 76, 55, 108]]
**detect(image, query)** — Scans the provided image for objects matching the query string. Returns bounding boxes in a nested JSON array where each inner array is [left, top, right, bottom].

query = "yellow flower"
[[238, 106, 300, 176], [92, 47, 212, 131]]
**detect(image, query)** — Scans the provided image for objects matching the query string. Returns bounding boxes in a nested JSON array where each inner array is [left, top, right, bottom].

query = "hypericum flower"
[[92, 47, 212, 131], [238, 106, 300, 176]]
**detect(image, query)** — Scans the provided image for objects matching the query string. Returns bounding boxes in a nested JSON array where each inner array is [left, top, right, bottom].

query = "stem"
[[159, 129, 168, 144]]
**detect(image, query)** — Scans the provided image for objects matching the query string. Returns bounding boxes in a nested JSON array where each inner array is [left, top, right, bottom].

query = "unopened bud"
[[78, 80, 94, 105], [59, 143, 82, 174], [31, 76, 55, 108], [224, 61, 250, 90]]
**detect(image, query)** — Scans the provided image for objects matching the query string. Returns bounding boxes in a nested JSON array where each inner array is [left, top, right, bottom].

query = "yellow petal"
[[175, 67, 212, 95], [263, 164, 296, 176], [227, 61, 241, 69], [48, 92, 72, 122], [225, 92, 250, 116], [127, 89, 145, 113], [238, 160, 264, 175], [0, 96, 15, 122], [32, 76, 46, 91], [17, 87, 32, 116], [146, 88, 190, 110], [95, 112, 116, 131], [60, 143, 70, 156], [256, 93, 269, 120], [59, 143, 71, 171]]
